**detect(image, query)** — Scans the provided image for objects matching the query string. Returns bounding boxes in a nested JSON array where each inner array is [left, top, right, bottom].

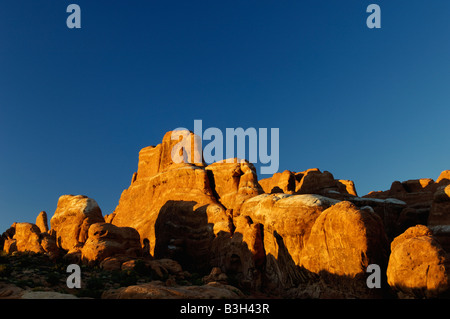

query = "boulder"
[[238, 193, 340, 288], [119, 258, 186, 280], [101, 281, 243, 299], [50, 195, 104, 251], [203, 267, 228, 284], [300, 201, 389, 296], [100, 255, 132, 271], [39, 232, 61, 260], [259, 170, 296, 194], [387, 225, 450, 298], [13, 223, 44, 254], [81, 222, 142, 264], [295, 169, 338, 194], [141, 259, 184, 278], [35, 211, 49, 233]]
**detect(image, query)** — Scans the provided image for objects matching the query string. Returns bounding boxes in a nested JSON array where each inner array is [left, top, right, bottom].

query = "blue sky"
[[1, 1, 449, 231]]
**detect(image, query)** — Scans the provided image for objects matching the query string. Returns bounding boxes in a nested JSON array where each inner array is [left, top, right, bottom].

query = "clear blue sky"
[[1, 1, 449, 231]]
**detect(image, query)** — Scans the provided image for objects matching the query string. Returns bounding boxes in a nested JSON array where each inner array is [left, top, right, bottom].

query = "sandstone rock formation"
[[236, 193, 340, 288], [387, 225, 450, 298], [210, 214, 266, 290], [300, 202, 388, 286], [259, 168, 357, 197], [437, 170, 450, 185], [205, 159, 263, 213], [364, 170, 450, 239], [109, 131, 233, 271], [50, 195, 104, 251], [81, 222, 142, 264], [13, 223, 44, 254], [365, 178, 436, 218], [0, 217, 61, 259], [2, 238, 17, 254], [2, 128, 450, 300], [35, 211, 49, 233], [259, 170, 297, 194]]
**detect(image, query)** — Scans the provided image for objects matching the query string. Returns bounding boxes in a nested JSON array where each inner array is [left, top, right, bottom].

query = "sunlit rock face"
[[50, 195, 104, 251], [387, 225, 450, 298]]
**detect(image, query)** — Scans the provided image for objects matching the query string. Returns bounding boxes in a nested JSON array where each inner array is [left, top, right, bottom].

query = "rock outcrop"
[[205, 159, 263, 213], [50, 195, 104, 252], [2, 129, 450, 300], [0, 216, 61, 259], [259, 168, 357, 197], [210, 214, 266, 290], [347, 197, 406, 240], [437, 170, 450, 185], [387, 225, 450, 298], [81, 223, 142, 264], [235, 193, 340, 288], [35, 211, 49, 233], [12, 223, 44, 254], [364, 171, 450, 239], [109, 131, 233, 271], [300, 201, 388, 295]]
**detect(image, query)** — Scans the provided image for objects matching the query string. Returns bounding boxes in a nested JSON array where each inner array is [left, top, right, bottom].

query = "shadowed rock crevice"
[[154, 200, 216, 273]]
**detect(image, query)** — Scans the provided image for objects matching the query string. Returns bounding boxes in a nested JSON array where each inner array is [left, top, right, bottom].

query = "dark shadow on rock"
[[209, 228, 265, 292], [390, 282, 450, 299], [269, 186, 284, 194], [263, 230, 312, 292], [396, 207, 429, 235], [154, 200, 215, 274], [205, 170, 221, 204]]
